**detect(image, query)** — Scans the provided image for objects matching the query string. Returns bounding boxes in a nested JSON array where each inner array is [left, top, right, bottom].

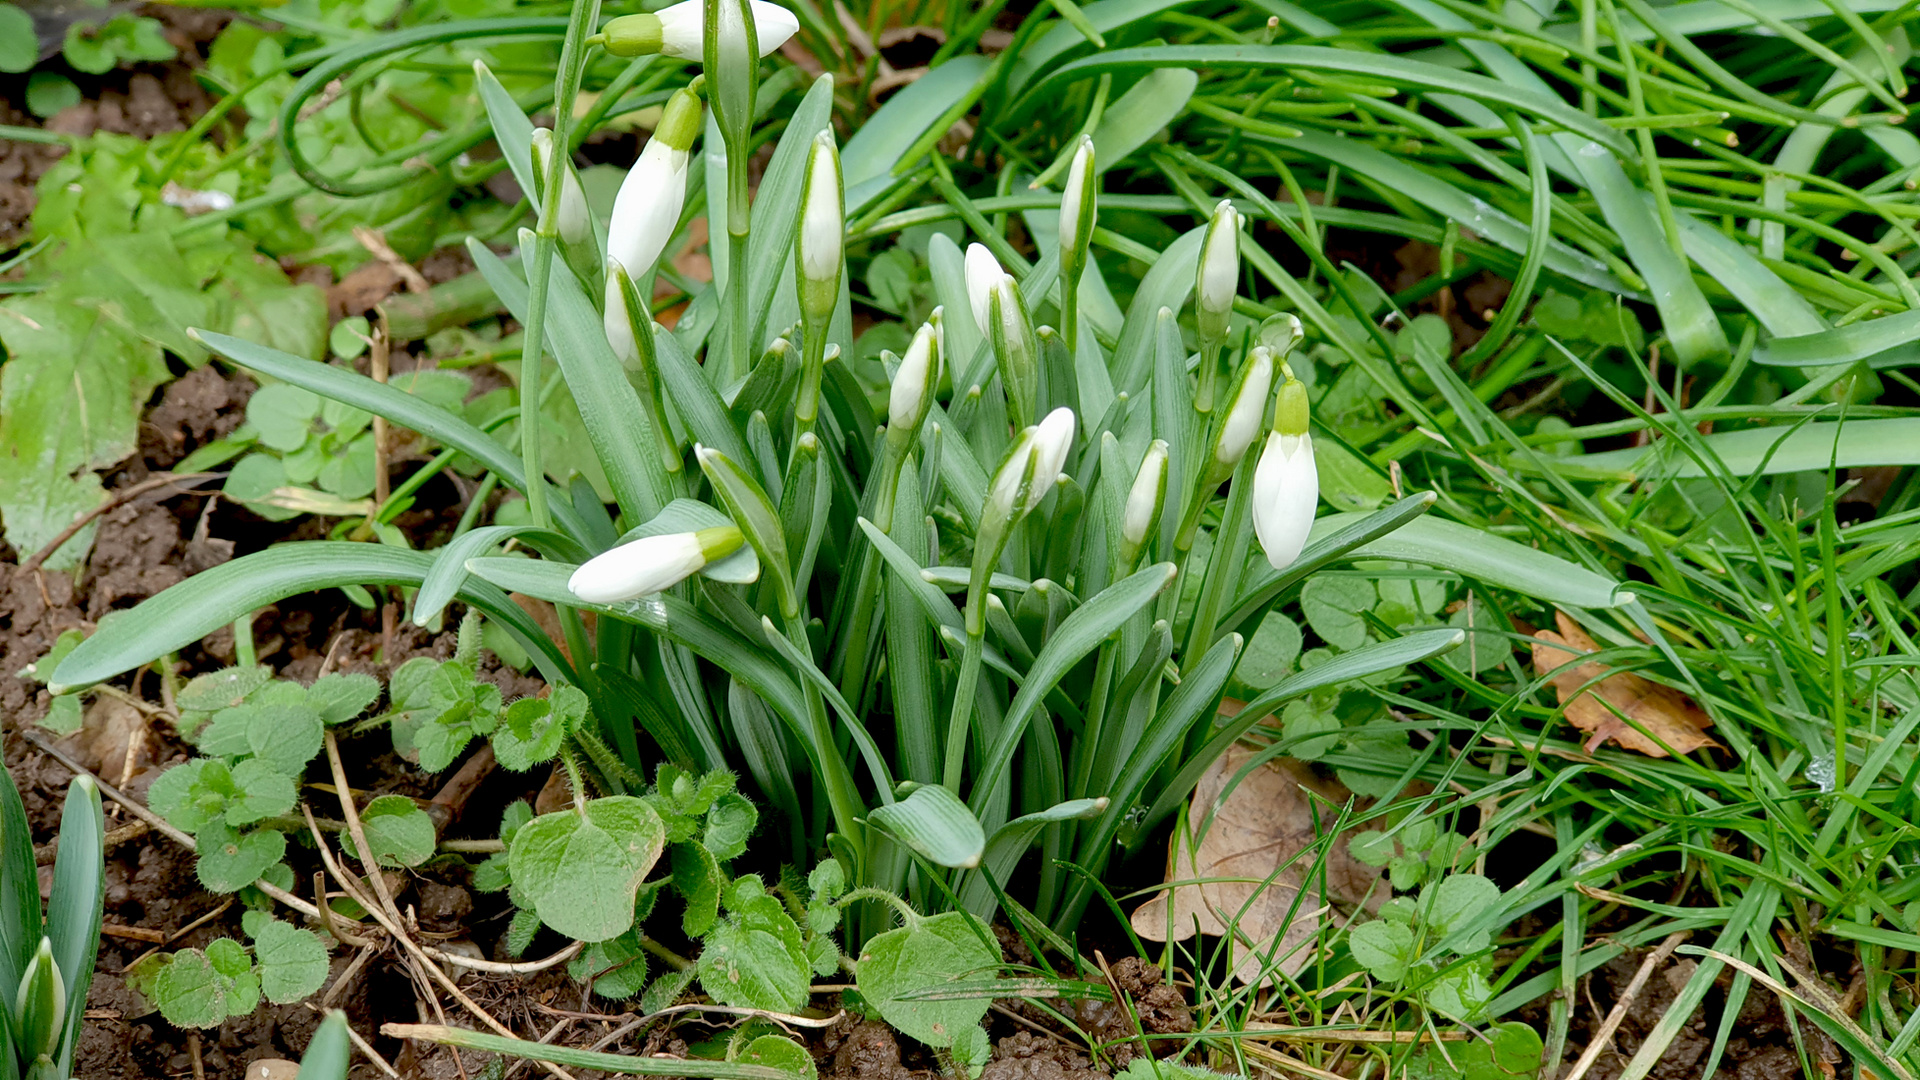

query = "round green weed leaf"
[[195, 821, 286, 893], [254, 921, 329, 1003], [1301, 576, 1373, 651], [856, 912, 1001, 1048], [356, 794, 437, 868], [248, 383, 321, 452], [509, 796, 665, 942]]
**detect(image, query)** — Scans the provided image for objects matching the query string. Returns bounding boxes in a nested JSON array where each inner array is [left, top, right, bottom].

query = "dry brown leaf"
[[1531, 610, 1717, 758], [1130, 745, 1382, 983]]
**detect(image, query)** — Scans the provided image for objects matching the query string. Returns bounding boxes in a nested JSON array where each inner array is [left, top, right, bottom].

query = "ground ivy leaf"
[[509, 796, 665, 942], [697, 882, 810, 1014], [1403, 1020, 1542, 1079], [177, 666, 271, 713], [307, 673, 380, 725], [226, 759, 296, 826], [148, 760, 214, 833], [1428, 873, 1499, 953], [570, 930, 649, 1000], [356, 794, 437, 868], [150, 950, 226, 1028], [703, 794, 757, 861], [254, 920, 329, 1003], [247, 702, 323, 776], [1300, 576, 1375, 651], [736, 1035, 817, 1080], [856, 912, 1002, 1048], [196, 820, 287, 893], [492, 696, 567, 772], [197, 705, 259, 757], [1348, 919, 1413, 983], [674, 842, 723, 938]]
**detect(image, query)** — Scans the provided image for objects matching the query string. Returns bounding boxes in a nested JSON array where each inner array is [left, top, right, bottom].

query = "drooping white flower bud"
[[964, 242, 1006, 339], [1213, 345, 1274, 469], [707, 0, 757, 148], [987, 276, 1039, 429], [1196, 199, 1241, 345], [528, 128, 590, 246], [1121, 439, 1168, 553], [888, 321, 940, 439], [602, 0, 797, 59], [986, 406, 1077, 524], [797, 130, 843, 325], [1057, 135, 1096, 271], [1252, 375, 1316, 572], [568, 527, 744, 603], [607, 86, 702, 281]]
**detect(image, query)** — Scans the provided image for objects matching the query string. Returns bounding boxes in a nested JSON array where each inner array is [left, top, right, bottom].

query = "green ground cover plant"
[[8, 0, 1920, 1076]]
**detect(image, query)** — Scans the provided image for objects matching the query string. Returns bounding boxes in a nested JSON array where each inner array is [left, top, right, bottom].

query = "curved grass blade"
[[296, 1010, 353, 1080], [51, 544, 573, 692], [1566, 418, 1920, 477], [843, 56, 991, 213], [1015, 46, 1632, 155], [1131, 629, 1466, 845]]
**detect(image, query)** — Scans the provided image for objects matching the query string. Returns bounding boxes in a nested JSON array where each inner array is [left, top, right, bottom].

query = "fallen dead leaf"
[[1531, 611, 1718, 758], [1130, 745, 1382, 983]]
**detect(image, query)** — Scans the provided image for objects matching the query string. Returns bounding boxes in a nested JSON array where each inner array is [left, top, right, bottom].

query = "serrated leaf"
[[308, 674, 380, 725], [147, 760, 214, 833], [492, 693, 571, 772], [150, 950, 226, 1028], [570, 931, 649, 1000], [509, 797, 665, 942], [641, 966, 698, 1014], [225, 760, 296, 826], [857, 912, 1001, 1048], [254, 921, 328, 1003], [195, 821, 286, 893], [675, 842, 724, 937], [356, 795, 436, 868], [703, 794, 757, 861], [504, 907, 541, 957], [697, 879, 810, 1013]]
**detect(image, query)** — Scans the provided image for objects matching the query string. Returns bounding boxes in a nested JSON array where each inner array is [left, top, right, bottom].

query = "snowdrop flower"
[[1252, 373, 1317, 572], [528, 128, 589, 246], [1057, 135, 1097, 268], [1196, 198, 1241, 346], [1120, 439, 1168, 562], [1212, 345, 1274, 470], [963, 243, 1008, 340], [888, 321, 941, 441], [568, 527, 745, 603], [607, 85, 702, 281], [604, 262, 641, 367], [987, 407, 1076, 523], [600, 0, 798, 59], [797, 130, 843, 325]]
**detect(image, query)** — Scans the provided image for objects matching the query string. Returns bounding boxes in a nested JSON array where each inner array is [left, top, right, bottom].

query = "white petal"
[[1027, 406, 1077, 507], [1198, 202, 1240, 314], [568, 533, 707, 603], [1252, 433, 1318, 572], [799, 141, 843, 282], [1121, 440, 1167, 547], [655, 0, 704, 57], [654, 0, 797, 57], [964, 243, 1002, 338], [1216, 347, 1273, 466], [889, 323, 937, 431], [608, 139, 689, 276]]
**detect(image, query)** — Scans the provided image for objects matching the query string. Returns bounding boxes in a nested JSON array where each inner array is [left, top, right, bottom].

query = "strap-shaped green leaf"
[[869, 785, 986, 869], [412, 525, 589, 628], [0, 766, 41, 1015], [969, 563, 1177, 809], [462, 557, 812, 747], [472, 60, 537, 207], [958, 797, 1105, 915], [50, 544, 572, 692], [188, 329, 590, 541], [49, 776, 104, 1077], [296, 1010, 353, 1080]]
